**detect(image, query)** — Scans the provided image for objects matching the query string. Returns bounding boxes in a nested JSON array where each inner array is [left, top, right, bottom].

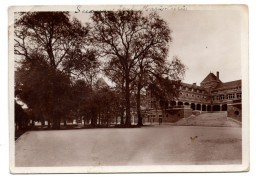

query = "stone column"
[[206, 104, 208, 111], [195, 103, 197, 110], [220, 104, 222, 111]]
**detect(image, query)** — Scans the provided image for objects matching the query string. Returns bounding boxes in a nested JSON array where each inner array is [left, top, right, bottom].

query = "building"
[[145, 71, 242, 123]]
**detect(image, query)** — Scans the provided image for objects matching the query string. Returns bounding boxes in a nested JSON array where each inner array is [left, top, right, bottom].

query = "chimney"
[[217, 71, 219, 81]]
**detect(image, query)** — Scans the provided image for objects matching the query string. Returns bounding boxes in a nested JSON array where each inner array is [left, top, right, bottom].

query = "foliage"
[[15, 101, 28, 130], [15, 53, 72, 128], [14, 11, 186, 129], [90, 11, 172, 125]]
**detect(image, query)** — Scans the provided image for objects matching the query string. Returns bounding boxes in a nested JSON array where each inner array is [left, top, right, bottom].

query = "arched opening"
[[207, 105, 211, 111], [170, 101, 176, 107], [213, 105, 220, 111], [222, 104, 227, 111], [196, 104, 201, 110], [202, 104, 206, 111], [178, 101, 183, 106], [234, 111, 239, 115], [191, 103, 195, 110], [184, 102, 189, 106]]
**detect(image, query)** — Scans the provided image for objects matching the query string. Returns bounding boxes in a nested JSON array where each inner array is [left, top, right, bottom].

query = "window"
[[227, 93, 235, 100], [212, 96, 215, 100], [237, 93, 242, 99], [217, 95, 225, 100]]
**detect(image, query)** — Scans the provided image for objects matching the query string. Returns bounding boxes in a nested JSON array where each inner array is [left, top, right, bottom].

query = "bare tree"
[[90, 11, 171, 126], [134, 56, 186, 125]]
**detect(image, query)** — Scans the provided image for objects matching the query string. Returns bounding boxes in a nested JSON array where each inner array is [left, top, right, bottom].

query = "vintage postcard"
[[8, 5, 249, 173]]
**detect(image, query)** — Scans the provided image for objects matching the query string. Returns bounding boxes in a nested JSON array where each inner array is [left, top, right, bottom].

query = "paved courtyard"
[[15, 125, 242, 167]]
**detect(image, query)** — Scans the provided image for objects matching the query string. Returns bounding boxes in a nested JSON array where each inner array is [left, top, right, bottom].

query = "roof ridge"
[[201, 72, 218, 83]]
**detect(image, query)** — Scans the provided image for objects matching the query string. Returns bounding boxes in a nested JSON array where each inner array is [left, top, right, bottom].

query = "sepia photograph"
[[8, 4, 249, 173]]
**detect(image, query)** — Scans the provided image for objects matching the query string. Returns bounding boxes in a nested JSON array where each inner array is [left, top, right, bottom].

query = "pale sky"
[[159, 10, 241, 84], [72, 9, 242, 85]]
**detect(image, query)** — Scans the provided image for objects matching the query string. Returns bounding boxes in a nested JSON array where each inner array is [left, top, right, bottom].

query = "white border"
[[6, 3, 250, 174]]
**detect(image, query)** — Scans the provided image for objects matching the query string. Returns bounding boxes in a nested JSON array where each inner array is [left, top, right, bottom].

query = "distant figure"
[[190, 136, 198, 143]]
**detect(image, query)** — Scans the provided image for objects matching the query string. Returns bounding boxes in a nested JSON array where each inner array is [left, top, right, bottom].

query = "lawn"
[[15, 125, 242, 167]]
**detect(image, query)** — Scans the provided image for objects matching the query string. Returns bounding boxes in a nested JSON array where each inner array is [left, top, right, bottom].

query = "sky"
[[72, 9, 242, 85], [160, 10, 242, 84]]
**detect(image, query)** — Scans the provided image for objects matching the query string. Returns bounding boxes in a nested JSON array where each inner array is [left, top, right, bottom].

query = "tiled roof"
[[214, 80, 241, 89], [201, 73, 218, 83], [181, 82, 204, 90]]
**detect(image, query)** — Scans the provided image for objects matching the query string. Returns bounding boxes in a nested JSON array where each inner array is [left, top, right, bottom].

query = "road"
[[15, 125, 241, 167]]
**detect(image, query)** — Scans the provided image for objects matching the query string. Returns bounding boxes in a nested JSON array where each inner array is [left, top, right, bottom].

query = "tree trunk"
[[125, 73, 131, 126], [41, 117, 45, 129], [53, 117, 61, 129], [120, 108, 124, 125], [48, 119, 51, 128], [99, 113, 101, 125], [137, 80, 143, 126], [91, 115, 97, 126], [106, 114, 109, 127], [31, 117, 35, 127]]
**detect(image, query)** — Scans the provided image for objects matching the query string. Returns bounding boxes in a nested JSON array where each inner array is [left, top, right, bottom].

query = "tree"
[[90, 11, 171, 126], [15, 12, 89, 70], [70, 79, 93, 126], [145, 57, 186, 124], [133, 56, 186, 126], [14, 12, 93, 128], [15, 101, 28, 131], [148, 58, 186, 101], [62, 48, 100, 87], [15, 53, 73, 129], [103, 57, 127, 125]]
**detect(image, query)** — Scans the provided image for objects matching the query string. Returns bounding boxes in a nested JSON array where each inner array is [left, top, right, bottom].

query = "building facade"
[[145, 71, 242, 123]]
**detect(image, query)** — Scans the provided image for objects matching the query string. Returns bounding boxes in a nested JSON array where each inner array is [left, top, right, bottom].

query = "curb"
[[227, 117, 242, 126]]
